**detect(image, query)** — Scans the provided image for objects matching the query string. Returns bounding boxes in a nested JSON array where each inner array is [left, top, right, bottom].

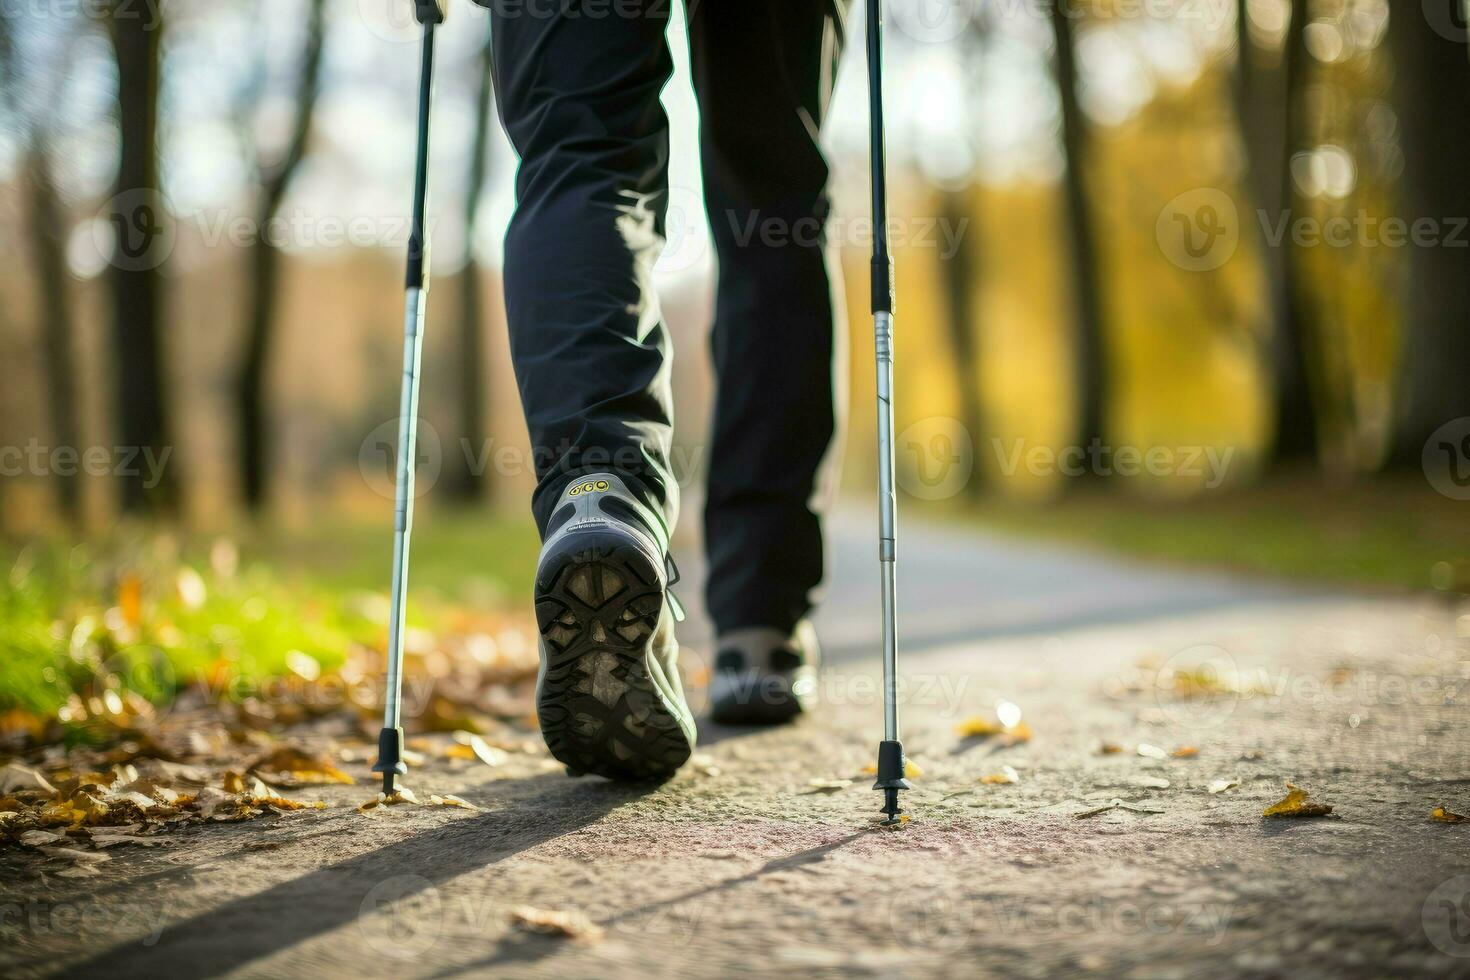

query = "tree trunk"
[[1236, 0, 1319, 463], [25, 148, 82, 521], [938, 189, 985, 498], [1386, 0, 1470, 462], [1049, 1, 1108, 457], [445, 25, 496, 501], [0, 19, 83, 521], [106, 0, 173, 513], [237, 0, 326, 509]]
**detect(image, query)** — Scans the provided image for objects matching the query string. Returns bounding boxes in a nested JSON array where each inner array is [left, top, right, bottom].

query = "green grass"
[[0, 511, 541, 731], [961, 473, 1470, 592]]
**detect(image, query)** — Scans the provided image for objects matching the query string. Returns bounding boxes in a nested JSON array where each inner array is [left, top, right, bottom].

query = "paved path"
[[7, 510, 1470, 978]]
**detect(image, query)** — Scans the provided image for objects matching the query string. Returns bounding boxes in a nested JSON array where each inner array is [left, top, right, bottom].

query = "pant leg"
[[687, 0, 848, 634], [490, 0, 678, 538]]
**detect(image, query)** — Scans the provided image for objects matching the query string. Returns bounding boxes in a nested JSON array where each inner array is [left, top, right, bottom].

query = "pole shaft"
[[383, 21, 437, 733], [868, 0, 899, 744], [384, 285, 426, 730], [875, 310, 898, 742]]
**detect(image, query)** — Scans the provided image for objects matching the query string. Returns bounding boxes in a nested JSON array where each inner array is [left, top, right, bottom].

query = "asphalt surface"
[[6, 508, 1469, 978]]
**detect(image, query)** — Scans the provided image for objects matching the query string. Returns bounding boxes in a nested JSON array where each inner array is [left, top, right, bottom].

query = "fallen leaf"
[[999, 722, 1033, 747], [510, 906, 605, 943], [1171, 746, 1199, 759], [427, 794, 478, 810], [954, 717, 1003, 738], [250, 747, 355, 786], [1075, 798, 1164, 819], [803, 779, 852, 795], [1430, 805, 1466, 824], [981, 765, 1020, 785], [39, 845, 111, 864], [1136, 743, 1168, 760], [1207, 779, 1239, 795], [1, 763, 56, 795], [20, 829, 67, 848], [445, 740, 506, 768], [222, 771, 247, 794], [871, 813, 912, 831], [1134, 776, 1170, 789], [1097, 742, 1123, 756], [1263, 783, 1334, 818], [358, 788, 421, 812]]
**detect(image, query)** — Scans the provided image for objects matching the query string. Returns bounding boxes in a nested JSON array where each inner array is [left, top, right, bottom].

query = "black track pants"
[[489, 0, 848, 635]]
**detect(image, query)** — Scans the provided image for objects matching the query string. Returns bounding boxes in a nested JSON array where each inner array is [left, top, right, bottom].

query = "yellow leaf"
[[981, 765, 1019, 785], [428, 794, 479, 810], [1000, 722, 1032, 746], [1263, 783, 1334, 818], [250, 747, 355, 786], [954, 717, 1002, 738], [221, 771, 247, 794], [510, 906, 605, 943], [447, 733, 505, 767], [359, 788, 421, 812], [1097, 742, 1123, 756], [1431, 805, 1466, 824], [860, 760, 922, 779]]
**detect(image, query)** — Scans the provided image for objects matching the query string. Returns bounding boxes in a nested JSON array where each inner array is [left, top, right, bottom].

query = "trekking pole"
[[373, 0, 446, 795], [866, 0, 910, 826]]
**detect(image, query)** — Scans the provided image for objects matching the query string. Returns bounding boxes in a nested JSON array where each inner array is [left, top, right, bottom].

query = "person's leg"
[[491, 0, 694, 777], [687, 0, 848, 636], [491, 0, 678, 537]]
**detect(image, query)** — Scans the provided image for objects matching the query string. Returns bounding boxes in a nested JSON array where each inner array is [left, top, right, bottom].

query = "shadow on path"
[[60, 776, 654, 980], [433, 831, 867, 975]]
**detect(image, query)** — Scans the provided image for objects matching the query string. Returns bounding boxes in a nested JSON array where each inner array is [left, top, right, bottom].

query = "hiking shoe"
[[533, 473, 695, 780], [708, 620, 820, 725]]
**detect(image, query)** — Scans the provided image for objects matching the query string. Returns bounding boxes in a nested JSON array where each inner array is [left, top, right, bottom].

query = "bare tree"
[[1235, 0, 1319, 463], [237, 0, 327, 509], [105, 0, 174, 512], [938, 188, 985, 498], [1386, 0, 1470, 461], [1048, 0, 1108, 458], [0, 14, 82, 520], [445, 22, 496, 501]]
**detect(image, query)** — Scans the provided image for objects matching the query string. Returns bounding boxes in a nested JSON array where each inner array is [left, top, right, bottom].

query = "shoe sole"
[[534, 533, 694, 781]]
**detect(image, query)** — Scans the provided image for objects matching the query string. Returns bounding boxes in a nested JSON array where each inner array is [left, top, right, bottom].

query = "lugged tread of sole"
[[535, 540, 692, 781]]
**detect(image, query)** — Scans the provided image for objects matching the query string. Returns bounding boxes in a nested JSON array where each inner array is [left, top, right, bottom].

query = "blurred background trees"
[[0, 0, 1466, 546]]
